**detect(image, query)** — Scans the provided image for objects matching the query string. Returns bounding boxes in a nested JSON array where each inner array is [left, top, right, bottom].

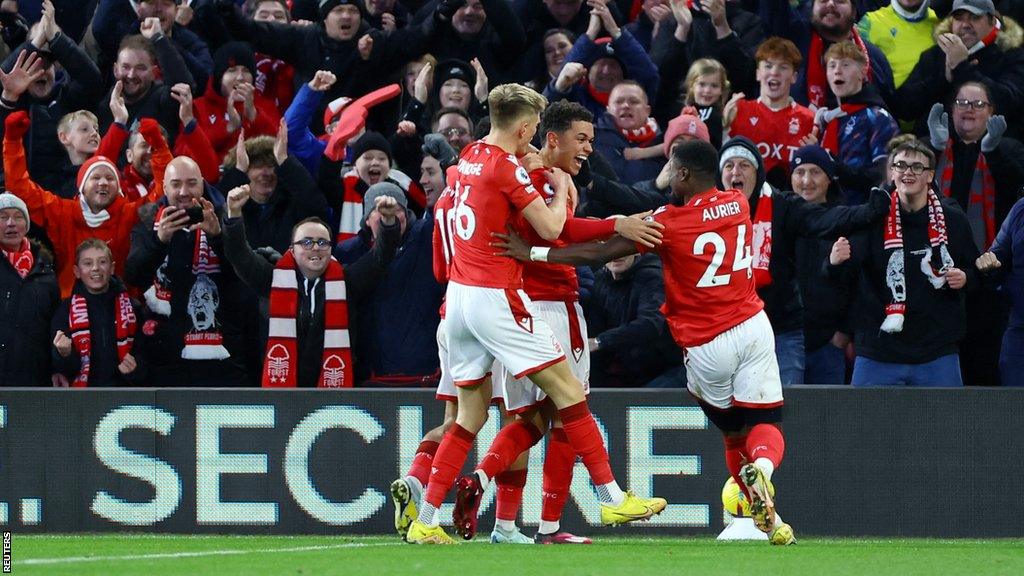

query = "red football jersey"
[[432, 166, 459, 285], [447, 141, 542, 289], [730, 99, 814, 177], [513, 169, 578, 302], [638, 188, 764, 347]]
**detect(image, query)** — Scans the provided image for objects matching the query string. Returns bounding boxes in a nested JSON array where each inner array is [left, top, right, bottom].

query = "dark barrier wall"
[[0, 388, 1021, 537]]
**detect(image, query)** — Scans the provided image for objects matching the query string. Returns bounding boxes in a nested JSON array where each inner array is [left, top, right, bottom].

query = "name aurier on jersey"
[[702, 201, 741, 222]]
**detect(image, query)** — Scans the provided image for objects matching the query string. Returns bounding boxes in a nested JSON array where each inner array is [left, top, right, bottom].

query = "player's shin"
[[418, 424, 477, 526], [477, 419, 544, 482], [724, 434, 752, 500], [746, 423, 785, 480], [557, 399, 622, 505], [539, 427, 575, 534], [494, 467, 528, 531]]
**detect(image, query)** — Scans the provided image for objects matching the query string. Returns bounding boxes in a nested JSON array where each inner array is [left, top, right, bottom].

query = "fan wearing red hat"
[[2, 111, 167, 297], [194, 42, 281, 159]]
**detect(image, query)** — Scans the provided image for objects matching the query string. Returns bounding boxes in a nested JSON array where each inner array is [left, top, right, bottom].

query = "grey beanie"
[[362, 182, 409, 225], [0, 193, 29, 231]]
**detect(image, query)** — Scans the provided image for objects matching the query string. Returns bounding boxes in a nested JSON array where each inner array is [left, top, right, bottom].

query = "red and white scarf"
[[968, 19, 1001, 55], [619, 117, 660, 147], [263, 250, 353, 388], [68, 288, 135, 387], [806, 30, 872, 109], [148, 205, 229, 360], [937, 140, 996, 249], [3, 238, 33, 279], [751, 183, 774, 289], [822, 103, 868, 155], [881, 188, 954, 333]]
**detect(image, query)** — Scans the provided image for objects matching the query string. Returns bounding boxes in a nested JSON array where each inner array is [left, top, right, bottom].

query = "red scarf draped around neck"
[[68, 288, 136, 387], [807, 30, 872, 109]]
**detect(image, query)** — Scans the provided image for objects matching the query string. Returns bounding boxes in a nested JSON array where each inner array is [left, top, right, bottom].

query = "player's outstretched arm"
[[492, 231, 638, 267]]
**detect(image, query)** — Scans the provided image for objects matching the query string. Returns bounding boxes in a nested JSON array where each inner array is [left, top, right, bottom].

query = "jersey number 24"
[[693, 224, 754, 288]]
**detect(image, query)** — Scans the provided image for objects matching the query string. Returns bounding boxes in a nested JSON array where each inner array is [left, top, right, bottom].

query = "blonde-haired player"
[[406, 84, 666, 544]]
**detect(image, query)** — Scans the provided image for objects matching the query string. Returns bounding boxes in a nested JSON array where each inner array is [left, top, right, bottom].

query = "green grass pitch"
[[7, 534, 1024, 576]]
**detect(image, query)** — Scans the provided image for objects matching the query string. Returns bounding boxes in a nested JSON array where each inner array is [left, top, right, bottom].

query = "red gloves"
[[4, 110, 30, 140], [138, 117, 164, 143]]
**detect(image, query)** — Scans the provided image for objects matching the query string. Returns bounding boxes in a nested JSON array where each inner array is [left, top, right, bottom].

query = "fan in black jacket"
[[826, 138, 980, 386]]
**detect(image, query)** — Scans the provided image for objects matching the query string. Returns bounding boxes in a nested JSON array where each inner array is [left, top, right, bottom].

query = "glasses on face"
[[891, 161, 931, 175], [953, 99, 990, 110], [293, 238, 331, 250], [441, 127, 469, 138]]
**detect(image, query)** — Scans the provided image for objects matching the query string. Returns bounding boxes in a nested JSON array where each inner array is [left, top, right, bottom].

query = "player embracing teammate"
[[404, 84, 667, 545], [494, 139, 800, 546]]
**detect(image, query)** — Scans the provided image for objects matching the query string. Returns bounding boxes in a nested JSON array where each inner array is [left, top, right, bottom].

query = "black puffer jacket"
[[0, 242, 60, 386], [584, 254, 683, 387]]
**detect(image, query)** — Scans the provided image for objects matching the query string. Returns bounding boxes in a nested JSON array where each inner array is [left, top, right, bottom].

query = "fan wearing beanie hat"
[[0, 192, 30, 235], [663, 107, 711, 157], [361, 181, 412, 233], [433, 59, 477, 113], [194, 42, 280, 159], [790, 145, 837, 205], [2, 109, 167, 297], [335, 131, 426, 241], [319, 0, 366, 41]]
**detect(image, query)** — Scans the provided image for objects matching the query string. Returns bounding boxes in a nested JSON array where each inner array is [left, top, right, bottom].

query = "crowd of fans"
[[1, 0, 1023, 387]]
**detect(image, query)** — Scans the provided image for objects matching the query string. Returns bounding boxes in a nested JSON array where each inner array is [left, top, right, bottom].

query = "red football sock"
[[477, 420, 544, 480], [559, 401, 614, 485], [541, 427, 575, 522], [423, 424, 476, 508], [745, 423, 785, 470], [724, 434, 751, 500], [494, 468, 529, 521], [407, 440, 439, 486]]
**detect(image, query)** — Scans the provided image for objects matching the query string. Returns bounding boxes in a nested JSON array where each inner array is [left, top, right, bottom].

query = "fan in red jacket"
[[193, 41, 280, 160]]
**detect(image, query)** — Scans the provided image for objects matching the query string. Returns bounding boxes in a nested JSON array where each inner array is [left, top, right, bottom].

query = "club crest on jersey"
[[788, 117, 801, 135], [515, 166, 531, 185]]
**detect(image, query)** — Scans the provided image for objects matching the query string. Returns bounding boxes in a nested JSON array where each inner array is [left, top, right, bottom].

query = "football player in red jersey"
[[405, 84, 667, 545], [724, 37, 817, 189], [494, 139, 799, 546], [461, 100, 664, 545]]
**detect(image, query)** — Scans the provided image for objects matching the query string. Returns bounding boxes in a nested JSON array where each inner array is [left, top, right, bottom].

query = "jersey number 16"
[[436, 181, 477, 265]]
